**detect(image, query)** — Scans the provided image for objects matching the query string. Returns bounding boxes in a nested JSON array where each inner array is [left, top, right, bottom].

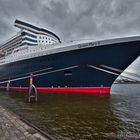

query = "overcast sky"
[[0, 0, 140, 43]]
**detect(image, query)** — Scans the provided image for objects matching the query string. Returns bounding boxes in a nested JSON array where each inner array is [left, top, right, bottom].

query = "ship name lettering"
[[78, 41, 100, 49]]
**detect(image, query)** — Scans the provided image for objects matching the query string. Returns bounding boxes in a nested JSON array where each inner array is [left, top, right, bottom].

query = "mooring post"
[[100, 85, 103, 94], [6, 79, 10, 92], [27, 73, 38, 103]]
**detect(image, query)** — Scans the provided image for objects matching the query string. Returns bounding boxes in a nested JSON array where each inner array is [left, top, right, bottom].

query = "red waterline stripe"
[[0, 86, 110, 95]]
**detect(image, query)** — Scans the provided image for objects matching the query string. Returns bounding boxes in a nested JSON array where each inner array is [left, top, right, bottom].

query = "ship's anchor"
[[27, 74, 38, 103]]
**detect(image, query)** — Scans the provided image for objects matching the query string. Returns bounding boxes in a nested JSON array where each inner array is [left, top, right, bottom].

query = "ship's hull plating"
[[0, 41, 140, 87]]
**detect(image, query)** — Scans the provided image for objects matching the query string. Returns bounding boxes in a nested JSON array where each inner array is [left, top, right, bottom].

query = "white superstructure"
[[0, 20, 61, 56]]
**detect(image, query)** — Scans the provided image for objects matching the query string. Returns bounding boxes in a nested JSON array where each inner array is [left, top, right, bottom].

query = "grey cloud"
[[0, 0, 140, 43]]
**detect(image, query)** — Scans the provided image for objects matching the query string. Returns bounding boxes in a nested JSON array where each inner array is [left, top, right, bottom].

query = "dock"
[[0, 105, 49, 140]]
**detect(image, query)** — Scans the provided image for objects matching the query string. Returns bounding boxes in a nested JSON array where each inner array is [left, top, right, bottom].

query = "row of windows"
[[1, 35, 21, 46], [11, 45, 48, 57], [21, 32, 37, 38], [38, 36, 56, 42], [9, 53, 44, 62], [21, 42, 37, 46], [22, 37, 37, 43], [4, 41, 22, 53], [1, 36, 22, 49], [38, 40, 53, 43], [39, 36, 51, 40]]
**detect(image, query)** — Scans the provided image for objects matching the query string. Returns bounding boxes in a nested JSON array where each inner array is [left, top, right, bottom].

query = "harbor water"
[[0, 84, 140, 140]]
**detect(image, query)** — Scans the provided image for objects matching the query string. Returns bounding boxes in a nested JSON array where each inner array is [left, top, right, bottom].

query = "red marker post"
[[29, 73, 33, 85], [28, 73, 37, 103]]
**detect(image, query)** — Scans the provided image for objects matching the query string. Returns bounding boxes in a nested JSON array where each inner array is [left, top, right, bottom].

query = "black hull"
[[0, 41, 140, 87]]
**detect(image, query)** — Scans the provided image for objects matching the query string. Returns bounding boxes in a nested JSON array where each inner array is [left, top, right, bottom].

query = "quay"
[[0, 105, 49, 140]]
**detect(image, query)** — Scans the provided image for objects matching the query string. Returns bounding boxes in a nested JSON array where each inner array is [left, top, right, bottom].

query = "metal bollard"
[[6, 80, 10, 92], [27, 74, 37, 103]]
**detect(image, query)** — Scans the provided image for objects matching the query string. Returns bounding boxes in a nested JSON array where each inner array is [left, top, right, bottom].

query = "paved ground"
[[0, 105, 48, 140]]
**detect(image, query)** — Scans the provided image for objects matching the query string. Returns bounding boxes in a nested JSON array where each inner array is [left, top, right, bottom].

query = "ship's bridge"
[[15, 20, 61, 46], [0, 20, 61, 58]]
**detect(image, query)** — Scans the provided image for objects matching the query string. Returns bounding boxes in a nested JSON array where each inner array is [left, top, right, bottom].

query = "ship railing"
[[0, 56, 5, 61]]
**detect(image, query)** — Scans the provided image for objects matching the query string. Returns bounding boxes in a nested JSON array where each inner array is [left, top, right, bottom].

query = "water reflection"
[[111, 84, 140, 139], [0, 88, 139, 140]]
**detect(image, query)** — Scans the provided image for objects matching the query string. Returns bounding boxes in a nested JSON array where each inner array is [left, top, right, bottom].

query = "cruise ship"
[[0, 20, 140, 94]]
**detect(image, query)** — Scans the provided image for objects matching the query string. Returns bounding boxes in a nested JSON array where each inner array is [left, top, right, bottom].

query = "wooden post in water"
[[27, 73, 37, 103]]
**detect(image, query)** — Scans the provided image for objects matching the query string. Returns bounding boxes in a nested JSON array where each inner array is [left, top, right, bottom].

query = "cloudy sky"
[[0, 0, 140, 43]]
